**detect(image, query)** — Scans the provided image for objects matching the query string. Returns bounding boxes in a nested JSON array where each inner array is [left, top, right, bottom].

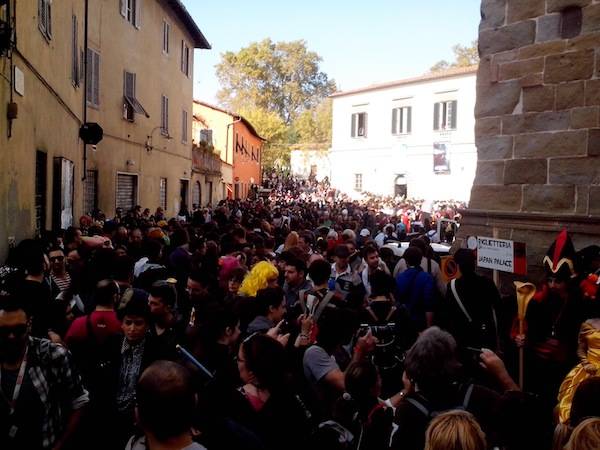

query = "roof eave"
[[330, 66, 478, 99], [167, 0, 211, 49]]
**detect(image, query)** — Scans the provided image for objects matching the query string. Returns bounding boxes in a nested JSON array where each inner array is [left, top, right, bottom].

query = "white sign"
[[14, 66, 24, 96], [477, 237, 514, 273]]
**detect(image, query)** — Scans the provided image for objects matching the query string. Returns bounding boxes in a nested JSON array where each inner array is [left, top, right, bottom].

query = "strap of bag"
[[298, 289, 308, 315], [313, 291, 335, 321], [450, 279, 473, 323], [405, 397, 430, 417], [462, 384, 474, 409]]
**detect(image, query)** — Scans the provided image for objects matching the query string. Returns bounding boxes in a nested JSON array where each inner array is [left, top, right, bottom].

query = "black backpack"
[[404, 383, 475, 419]]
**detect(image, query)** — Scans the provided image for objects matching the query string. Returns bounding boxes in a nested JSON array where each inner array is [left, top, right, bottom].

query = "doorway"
[[394, 175, 407, 198], [180, 179, 189, 210]]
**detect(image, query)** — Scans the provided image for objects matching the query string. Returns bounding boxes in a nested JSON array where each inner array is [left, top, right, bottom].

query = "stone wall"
[[460, 0, 600, 290]]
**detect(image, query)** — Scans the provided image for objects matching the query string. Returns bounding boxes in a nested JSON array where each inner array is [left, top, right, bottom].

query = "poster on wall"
[[433, 142, 450, 174]]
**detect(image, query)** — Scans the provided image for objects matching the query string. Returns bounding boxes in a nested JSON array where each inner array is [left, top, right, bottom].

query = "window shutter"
[[399, 108, 405, 134], [93, 52, 100, 106], [72, 15, 78, 85], [351, 113, 356, 137], [433, 103, 440, 130], [47, 1, 52, 37], [181, 40, 184, 72], [450, 100, 458, 129], [134, 0, 142, 28], [120, 0, 127, 17], [363, 113, 368, 137], [86, 50, 93, 102], [391, 108, 398, 134], [407, 107, 412, 134]]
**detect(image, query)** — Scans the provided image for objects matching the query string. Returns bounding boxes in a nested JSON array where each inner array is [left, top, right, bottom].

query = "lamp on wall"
[[146, 126, 172, 152]]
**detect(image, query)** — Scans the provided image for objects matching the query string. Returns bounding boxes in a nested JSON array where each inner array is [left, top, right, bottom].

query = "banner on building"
[[433, 142, 450, 174]]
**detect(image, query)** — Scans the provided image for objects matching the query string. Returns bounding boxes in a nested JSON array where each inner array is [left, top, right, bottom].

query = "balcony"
[[192, 144, 221, 176]]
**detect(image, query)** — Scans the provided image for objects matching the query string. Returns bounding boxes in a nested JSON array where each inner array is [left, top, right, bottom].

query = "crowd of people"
[[0, 177, 599, 450]]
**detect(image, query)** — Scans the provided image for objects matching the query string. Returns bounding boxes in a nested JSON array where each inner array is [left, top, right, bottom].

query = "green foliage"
[[292, 98, 332, 145], [430, 40, 479, 73], [216, 38, 337, 125], [216, 39, 336, 170]]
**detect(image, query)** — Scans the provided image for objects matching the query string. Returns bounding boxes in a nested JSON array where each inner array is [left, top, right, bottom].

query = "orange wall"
[[233, 121, 263, 198]]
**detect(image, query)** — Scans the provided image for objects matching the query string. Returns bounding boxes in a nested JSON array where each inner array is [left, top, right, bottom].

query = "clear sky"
[[182, 0, 481, 104]]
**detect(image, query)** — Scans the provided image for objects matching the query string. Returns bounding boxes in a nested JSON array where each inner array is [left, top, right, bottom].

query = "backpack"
[[449, 279, 500, 351], [404, 383, 475, 419]]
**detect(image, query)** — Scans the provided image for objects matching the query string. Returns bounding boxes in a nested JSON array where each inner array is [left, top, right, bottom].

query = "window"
[[116, 173, 138, 211], [123, 71, 149, 121], [433, 100, 457, 131], [38, 0, 52, 40], [120, 0, 140, 28], [354, 173, 363, 192], [159, 178, 167, 210], [181, 41, 190, 76], [83, 170, 98, 215], [161, 95, 169, 135], [86, 49, 100, 107], [162, 21, 170, 54], [392, 106, 412, 135], [182, 110, 188, 143], [351, 112, 367, 137], [71, 15, 79, 86], [200, 129, 213, 145]]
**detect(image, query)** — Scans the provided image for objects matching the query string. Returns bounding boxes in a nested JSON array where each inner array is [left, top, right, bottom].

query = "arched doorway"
[[394, 174, 407, 198]]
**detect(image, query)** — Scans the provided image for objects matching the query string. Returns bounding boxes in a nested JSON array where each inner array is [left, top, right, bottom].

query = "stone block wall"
[[460, 0, 600, 290]]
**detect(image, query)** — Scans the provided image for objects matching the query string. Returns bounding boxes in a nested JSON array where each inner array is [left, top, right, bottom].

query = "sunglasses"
[[0, 324, 28, 339], [49, 256, 65, 262]]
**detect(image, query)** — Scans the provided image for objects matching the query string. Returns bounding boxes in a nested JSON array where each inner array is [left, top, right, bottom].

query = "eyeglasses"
[[0, 324, 28, 339]]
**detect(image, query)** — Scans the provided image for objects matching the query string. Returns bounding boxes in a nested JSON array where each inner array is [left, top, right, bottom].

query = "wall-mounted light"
[[146, 126, 173, 152]]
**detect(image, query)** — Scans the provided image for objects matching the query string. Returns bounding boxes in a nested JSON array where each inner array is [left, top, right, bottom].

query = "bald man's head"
[[136, 360, 195, 442]]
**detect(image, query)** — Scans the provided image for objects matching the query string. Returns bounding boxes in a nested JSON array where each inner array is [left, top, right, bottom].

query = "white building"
[[290, 147, 331, 181], [329, 66, 477, 201]]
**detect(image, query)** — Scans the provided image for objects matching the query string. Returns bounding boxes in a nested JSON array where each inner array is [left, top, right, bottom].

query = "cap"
[[360, 228, 371, 237]]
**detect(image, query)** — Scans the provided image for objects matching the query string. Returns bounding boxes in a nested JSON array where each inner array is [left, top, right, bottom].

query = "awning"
[[124, 95, 150, 118]]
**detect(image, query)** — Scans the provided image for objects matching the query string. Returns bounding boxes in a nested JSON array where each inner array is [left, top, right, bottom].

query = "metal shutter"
[[116, 174, 137, 211]]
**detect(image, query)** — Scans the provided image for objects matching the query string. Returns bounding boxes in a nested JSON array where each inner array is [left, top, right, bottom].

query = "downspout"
[[225, 117, 242, 196], [225, 116, 241, 165], [82, 0, 89, 181]]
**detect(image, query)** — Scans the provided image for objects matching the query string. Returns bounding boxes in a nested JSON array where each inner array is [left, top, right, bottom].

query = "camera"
[[359, 323, 397, 340]]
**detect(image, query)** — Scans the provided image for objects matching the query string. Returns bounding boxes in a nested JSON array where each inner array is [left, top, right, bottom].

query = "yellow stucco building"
[[0, 0, 209, 259]]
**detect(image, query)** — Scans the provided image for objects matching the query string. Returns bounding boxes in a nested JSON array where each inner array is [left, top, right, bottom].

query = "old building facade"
[[329, 67, 478, 200], [193, 101, 264, 200], [461, 0, 600, 285], [0, 0, 209, 259]]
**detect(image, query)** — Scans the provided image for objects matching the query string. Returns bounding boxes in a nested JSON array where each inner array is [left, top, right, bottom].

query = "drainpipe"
[[225, 117, 241, 164], [82, 0, 89, 181]]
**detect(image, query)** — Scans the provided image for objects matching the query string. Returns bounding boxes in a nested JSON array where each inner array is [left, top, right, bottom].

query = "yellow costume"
[[557, 321, 600, 423]]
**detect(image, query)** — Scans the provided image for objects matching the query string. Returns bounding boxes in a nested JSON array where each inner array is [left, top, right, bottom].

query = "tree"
[[430, 40, 479, 73], [216, 39, 337, 124], [292, 98, 332, 145]]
